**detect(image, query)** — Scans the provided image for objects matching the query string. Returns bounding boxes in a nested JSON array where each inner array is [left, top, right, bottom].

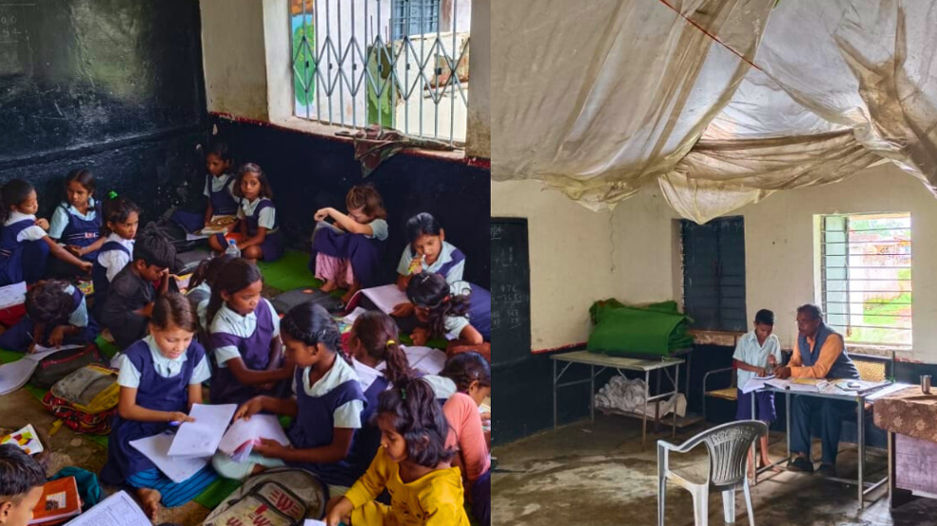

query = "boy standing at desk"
[[733, 309, 782, 473]]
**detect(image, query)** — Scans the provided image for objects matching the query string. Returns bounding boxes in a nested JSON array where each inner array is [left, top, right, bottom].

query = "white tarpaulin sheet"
[[492, 0, 937, 223]]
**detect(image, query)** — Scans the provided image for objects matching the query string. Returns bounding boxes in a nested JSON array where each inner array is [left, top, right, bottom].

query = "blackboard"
[[0, 0, 204, 167], [491, 218, 530, 367]]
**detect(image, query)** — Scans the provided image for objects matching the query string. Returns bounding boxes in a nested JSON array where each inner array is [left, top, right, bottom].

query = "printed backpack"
[[201, 467, 327, 526], [41, 364, 119, 435]]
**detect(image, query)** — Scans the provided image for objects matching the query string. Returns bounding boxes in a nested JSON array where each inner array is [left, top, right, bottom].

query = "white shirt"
[[203, 173, 235, 199], [63, 285, 89, 328], [210, 299, 280, 367], [444, 315, 471, 340], [352, 357, 456, 400], [97, 233, 135, 282], [6, 211, 46, 242], [117, 335, 211, 388], [733, 331, 783, 388], [49, 198, 97, 240], [185, 282, 211, 329], [396, 241, 465, 284], [365, 219, 389, 241], [237, 197, 277, 231], [293, 356, 363, 429]]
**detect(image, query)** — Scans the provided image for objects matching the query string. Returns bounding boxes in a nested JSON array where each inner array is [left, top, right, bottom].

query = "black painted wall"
[[204, 116, 491, 288], [0, 0, 206, 219]]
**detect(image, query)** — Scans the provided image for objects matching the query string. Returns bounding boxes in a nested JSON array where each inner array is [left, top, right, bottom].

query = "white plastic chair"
[[657, 420, 767, 526]]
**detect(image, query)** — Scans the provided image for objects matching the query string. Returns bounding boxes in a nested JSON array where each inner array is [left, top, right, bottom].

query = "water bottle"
[[225, 239, 241, 257]]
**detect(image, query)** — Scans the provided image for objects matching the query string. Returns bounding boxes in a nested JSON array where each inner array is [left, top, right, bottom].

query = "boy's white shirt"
[[733, 331, 782, 388]]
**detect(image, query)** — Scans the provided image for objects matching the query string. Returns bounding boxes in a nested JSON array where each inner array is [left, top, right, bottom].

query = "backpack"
[[41, 364, 119, 435], [201, 468, 327, 526], [30, 344, 107, 389]]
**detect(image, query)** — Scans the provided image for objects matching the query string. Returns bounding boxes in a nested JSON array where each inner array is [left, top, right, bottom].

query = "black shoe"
[[787, 456, 814, 473], [817, 463, 836, 477]]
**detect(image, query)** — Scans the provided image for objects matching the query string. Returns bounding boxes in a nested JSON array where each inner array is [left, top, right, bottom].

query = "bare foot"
[[136, 488, 161, 521], [320, 279, 338, 293]]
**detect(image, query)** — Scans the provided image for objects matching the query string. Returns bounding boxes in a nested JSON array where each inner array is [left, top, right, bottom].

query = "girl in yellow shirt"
[[325, 377, 470, 526]]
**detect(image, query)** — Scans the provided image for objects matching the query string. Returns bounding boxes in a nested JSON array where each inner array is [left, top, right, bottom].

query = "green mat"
[[257, 250, 320, 293], [193, 477, 243, 509], [588, 299, 694, 356]]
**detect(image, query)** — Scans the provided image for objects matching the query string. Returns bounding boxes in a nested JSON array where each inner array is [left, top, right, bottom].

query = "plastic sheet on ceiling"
[[491, 0, 937, 223]]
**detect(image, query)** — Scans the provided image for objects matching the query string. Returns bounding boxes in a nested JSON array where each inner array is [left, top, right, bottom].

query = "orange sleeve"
[[789, 341, 803, 367], [790, 334, 843, 379]]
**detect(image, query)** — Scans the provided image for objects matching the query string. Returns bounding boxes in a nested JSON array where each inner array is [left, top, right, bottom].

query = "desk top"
[[759, 379, 904, 402], [550, 350, 684, 371], [873, 384, 937, 443]]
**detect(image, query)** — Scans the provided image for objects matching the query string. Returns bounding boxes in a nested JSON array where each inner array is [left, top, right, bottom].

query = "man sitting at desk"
[[774, 304, 860, 477]]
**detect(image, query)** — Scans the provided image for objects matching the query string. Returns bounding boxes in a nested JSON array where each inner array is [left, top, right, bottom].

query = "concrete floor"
[[0, 388, 210, 525], [492, 414, 937, 526]]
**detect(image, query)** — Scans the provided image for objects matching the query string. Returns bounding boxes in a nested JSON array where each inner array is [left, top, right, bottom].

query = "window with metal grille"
[[290, 0, 470, 144], [819, 213, 911, 348], [681, 217, 747, 332]]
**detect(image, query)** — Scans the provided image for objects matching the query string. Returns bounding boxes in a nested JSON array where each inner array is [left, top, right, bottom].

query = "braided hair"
[[351, 311, 412, 384], [377, 376, 453, 468], [280, 302, 342, 356], [406, 272, 469, 338]]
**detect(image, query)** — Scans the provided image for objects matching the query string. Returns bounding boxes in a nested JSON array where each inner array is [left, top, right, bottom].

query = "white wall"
[[200, 0, 269, 121], [500, 163, 937, 362]]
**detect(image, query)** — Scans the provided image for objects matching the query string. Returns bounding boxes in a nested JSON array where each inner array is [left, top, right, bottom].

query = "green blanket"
[[587, 299, 693, 357]]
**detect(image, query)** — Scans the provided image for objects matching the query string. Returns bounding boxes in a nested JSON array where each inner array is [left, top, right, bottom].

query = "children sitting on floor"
[[208, 163, 283, 263], [91, 195, 140, 310], [100, 293, 215, 520], [206, 258, 291, 405], [46, 169, 104, 278], [733, 308, 782, 476], [98, 228, 175, 350], [441, 351, 492, 526], [391, 212, 465, 319], [406, 272, 485, 354], [324, 376, 470, 526], [0, 443, 47, 526], [185, 254, 234, 332], [311, 184, 389, 303], [171, 140, 238, 233], [0, 279, 98, 352], [0, 179, 91, 285], [214, 302, 365, 497]]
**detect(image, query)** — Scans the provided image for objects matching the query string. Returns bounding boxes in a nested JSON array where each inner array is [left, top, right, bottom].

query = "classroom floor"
[[492, 414, 937, 526]]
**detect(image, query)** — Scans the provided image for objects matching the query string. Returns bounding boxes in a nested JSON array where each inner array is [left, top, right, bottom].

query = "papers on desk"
[[129, 432, 208, 483], [741, 375, 775, 394], [831, 378, 892, 395], [764, 378, 830, 392], [167, 403, 238, 457], [64, 490, 150, 526]]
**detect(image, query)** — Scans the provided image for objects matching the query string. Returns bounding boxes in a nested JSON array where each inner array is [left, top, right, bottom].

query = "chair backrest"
[[700, 420, 767, 490]]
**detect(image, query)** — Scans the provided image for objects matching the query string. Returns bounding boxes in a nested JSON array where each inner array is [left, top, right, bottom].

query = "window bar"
[[449, 0, 457, 145], [402, 0, 410, 134], [433, 0, 442, 139], [845, 216, 852, 336], [350, 0, 357, 130], [376, 0, 383, 128], [337, 0, 346, 127], [314, 0, 322, 122], [418, 0, 425, 138], [325, 0, 333, 125]]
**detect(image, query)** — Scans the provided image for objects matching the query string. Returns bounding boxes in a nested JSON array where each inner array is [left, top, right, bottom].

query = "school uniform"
[[733, 331, 782, 422], [99, 265, 155, 350], [91, 233, 135, 309], [444, 392, 491, 526], [171, 173, 238, 232], [396, 241, 465, 285], [344, 447, 470, 526], [100, 336, 215, 507], [49, 199, 102, 261], [0, 211, 50, 285], [209, 299, 281, 405], [213, 197, 283, 261], [185, 282, 211, 330], [312, 218, 388, 288], [0, 284, 98, 351]]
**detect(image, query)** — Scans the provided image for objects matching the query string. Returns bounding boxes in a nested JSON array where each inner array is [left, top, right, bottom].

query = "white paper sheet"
[[129, 432, 209, 483], [166, 403, 237, 457], [357, 284, 408, 314], [764, 378, 829, 393], [304, 520, 327, 526], [217, 414, 290, 457], [0, 281, 26, 309], [31, 344, 84, 357], [0, 345, 87, 395], [403, 346, 447, 375], [741, 375, 775, 394], [341, 306, 368, 325], [185, 232, 210, 241], [63, 490, 150, 526]]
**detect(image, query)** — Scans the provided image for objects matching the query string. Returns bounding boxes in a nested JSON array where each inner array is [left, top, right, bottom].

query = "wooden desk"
[[550, 351, 683, 445]]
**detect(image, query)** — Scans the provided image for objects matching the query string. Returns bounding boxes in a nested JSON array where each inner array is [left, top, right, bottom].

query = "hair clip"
[[107, 190, 118, 199], [386, 339, 396, 346]]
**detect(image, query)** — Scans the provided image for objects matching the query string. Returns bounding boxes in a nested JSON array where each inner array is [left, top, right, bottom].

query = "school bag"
[[41, 364, 120, 435], [201, 467, 327, 526], [30, 344, 107, 389]]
